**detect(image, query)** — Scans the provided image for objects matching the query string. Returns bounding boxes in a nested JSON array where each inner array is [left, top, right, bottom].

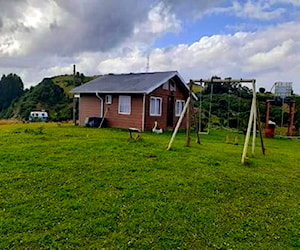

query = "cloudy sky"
[[0, 0, 300, 92]]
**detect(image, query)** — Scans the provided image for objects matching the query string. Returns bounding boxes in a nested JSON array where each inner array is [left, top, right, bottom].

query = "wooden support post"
[[252, 80, 257, 156], [241, 100, 254, 164], [291, 101, 296, 134], [280, 98, 285, 136], [241, 80, 256, 164], [186, 80, 193, 147], [266, 101, 270, 126], [287, 102, 296, 136], [167, 97, 190, 150], [256, 102, 266, 155]]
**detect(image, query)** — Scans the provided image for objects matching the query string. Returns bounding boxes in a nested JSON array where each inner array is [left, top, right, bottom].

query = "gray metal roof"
[[70, 71, 188, 94]]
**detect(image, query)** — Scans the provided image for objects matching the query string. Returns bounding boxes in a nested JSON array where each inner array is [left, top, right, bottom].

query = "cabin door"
[[167, 95, 174, 127]]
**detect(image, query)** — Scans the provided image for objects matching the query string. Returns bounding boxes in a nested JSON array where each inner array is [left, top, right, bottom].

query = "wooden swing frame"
[[167, 78, 265, 165]]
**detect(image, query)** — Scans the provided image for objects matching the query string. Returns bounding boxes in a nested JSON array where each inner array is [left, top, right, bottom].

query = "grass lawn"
[[0, 123, 299, 249]]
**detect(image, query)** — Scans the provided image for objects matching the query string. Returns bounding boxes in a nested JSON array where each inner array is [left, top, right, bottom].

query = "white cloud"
[[207, 0, 287, 20], [0, 36, 21, 55], [0, 0, 65, 56], [162, 0, 223, 19], [18, 1, 182, 81], [143, 2, 181, 34], [1, 0, 300, 94], [247, 39, 295, 70], [129, 2, 181, 51], [234, 1, 285, 20], [94, 21, 300, 92]]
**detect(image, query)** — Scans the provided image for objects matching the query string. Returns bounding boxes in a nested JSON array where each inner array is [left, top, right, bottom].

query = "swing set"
[[167, 77, 265, 165], [196, 78, 245, 134]]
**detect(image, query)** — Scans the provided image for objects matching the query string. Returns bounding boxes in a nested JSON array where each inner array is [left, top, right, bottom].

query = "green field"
[[0, 123, 299, 249]]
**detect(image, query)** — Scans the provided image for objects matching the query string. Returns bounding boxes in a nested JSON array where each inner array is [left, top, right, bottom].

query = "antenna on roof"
[[146, 53, 150, 72]]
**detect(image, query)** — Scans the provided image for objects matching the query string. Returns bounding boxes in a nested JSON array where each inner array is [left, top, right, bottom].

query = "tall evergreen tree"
[[0, 73, 24, 110]]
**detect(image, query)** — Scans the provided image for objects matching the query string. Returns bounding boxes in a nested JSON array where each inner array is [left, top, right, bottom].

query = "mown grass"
[[0, 123, 299, 249]]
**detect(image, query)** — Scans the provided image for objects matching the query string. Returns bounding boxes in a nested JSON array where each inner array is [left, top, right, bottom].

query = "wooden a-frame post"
[[241, 79, 257, 164], [167, 97, 191, 150]]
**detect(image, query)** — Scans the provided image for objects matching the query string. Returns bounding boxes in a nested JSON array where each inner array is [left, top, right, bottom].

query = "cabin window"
[[119, 95, 131, 114], [105, 95, 112, 104], [175, 100, 185, 117], [150, 97, 162, 116]]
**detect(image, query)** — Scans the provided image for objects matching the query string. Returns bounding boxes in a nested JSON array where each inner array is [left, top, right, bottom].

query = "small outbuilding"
[[70, 71, 194, 131]]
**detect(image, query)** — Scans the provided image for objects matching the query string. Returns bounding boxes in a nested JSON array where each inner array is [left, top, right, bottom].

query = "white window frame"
[[175, 100, 185, 117], [118, 95, 131, 115], [150, 97, 162, 116], [105, 95, 112, 104]]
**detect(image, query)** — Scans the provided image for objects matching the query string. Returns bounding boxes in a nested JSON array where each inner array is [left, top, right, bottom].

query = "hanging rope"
[[227, 89, 231, 128], [198, 83, 202, 133], [237, 84, 241, 131], [198, 82, 213, 134]]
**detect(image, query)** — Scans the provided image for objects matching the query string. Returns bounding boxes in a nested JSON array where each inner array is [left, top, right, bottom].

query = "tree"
[[0, 73, 24, 110], [259, 87, 266, 94]]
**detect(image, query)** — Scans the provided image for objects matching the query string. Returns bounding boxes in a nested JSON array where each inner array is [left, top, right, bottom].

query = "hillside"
[[0, 74, 97, 121], [51, 73, 96, 98]]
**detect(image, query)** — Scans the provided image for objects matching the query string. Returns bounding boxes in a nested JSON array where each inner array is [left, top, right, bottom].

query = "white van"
[[29, 111, 49, 122]]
